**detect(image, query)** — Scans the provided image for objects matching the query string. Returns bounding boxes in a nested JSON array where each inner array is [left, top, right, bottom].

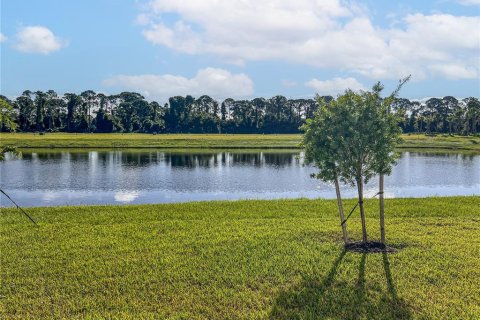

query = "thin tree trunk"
[[379, 174, 385, 244], [88, 106, 91, 132], [334, 173, 348, 244], [357, 179, 368, 243]]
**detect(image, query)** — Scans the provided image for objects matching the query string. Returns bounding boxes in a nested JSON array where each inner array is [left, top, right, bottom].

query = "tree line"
[[1, 90, 479, 134]]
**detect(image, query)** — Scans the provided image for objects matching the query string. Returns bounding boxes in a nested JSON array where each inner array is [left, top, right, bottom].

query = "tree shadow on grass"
[[269, 250, 412, 320]]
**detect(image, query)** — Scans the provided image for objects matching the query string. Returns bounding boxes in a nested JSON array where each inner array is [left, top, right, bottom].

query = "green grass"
[[1, 133, 479, 152], [0, 133, 301, 149], [399, 134, 480, 152], [1, 197, 479, 319]]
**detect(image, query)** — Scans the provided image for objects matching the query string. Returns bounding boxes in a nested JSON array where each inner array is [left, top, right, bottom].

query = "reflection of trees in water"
[[164, 152, 299, 168], [166, 153, 218, 168], [21, 151, 477, 167], [22, 151, 67, 161], [263, 153, 297, 166], [114, 152, 161, 167], [38, 150, 479, 169], [20, 151, 302, 168], [21, 151, 163, 167], [400, 152, 476, 161], [231, 153, 263, 166]]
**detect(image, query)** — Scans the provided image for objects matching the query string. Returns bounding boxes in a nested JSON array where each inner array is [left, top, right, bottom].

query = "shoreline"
[[1, 194, 478, 210], [1, 133, 479, 152]]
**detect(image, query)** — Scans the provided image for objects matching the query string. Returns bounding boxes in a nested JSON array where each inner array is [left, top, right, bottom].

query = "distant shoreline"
[[1, 133, 479, 152]]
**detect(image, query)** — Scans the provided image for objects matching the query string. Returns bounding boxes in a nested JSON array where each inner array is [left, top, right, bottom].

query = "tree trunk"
[[379, 174, 385, 244], [88, 106, 91, 132], [357, 179, 368, 243], [334, 173, 348, 244]]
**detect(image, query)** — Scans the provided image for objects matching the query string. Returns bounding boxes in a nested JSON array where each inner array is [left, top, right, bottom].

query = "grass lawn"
[[1, 133, 479, 152], [1, 197, 479, 319]]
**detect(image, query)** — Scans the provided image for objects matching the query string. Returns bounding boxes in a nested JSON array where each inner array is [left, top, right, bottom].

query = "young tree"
[[302, 80, 406, 245], [302, 107, 350, 244], [375, 78, 409, 244]]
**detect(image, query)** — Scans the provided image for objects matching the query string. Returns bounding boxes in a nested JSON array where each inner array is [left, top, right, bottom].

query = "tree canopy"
[[0, 90, 478, 135], [303, 83, 403, 186], [302, 81, 406, 244]]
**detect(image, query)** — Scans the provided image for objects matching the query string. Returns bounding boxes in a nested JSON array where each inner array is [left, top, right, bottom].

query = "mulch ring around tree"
[[345, 241, 398, 253]]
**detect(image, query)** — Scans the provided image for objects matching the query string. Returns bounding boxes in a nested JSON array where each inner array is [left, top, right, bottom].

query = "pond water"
[[0, 150, 479, 207]]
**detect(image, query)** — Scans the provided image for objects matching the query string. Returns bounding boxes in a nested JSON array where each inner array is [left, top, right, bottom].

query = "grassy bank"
[[0, 133, 301, 149], [1, 133, 479, 151], [1, 197, 479, 319]]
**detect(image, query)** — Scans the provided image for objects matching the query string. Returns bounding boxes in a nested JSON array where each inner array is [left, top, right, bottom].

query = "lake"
[[1, 150, 479, 207]]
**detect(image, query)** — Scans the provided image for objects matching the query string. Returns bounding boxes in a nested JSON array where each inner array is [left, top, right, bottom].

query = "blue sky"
[[1, 0, 479, 103]]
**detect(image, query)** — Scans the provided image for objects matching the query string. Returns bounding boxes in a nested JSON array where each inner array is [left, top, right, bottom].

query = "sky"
[[1, 0, 479, 103]]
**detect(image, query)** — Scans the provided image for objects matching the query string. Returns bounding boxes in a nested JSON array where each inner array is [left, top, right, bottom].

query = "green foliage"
[[5, 87, 480, 135], [1, 197, 479, 318], [94, 108, 121, 133], [0, 145, 21, 160], [302, 83, 404, 186], [0, 98, 18, 132]]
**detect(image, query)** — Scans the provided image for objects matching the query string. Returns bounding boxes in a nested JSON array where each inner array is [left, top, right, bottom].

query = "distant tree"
[[221, 98, 233, 121], [0, 98, 18, 132], [195, 95, 218, 114], [148, 101, 166, 133], [265, 95, 288, 133], [391, 98, 412, 132], [94, 108, 120, 133], [43, 90, 66, 131], [15, 91, 35, 131], [64, 93, 82, 132], [80, 90, 98, 132], [34, 91, 47, 131], [166, 95, 194, 132], [440, 96, 459, 133], [464, 97, 480, 134], [251, 98, 267, 131], [133, 99, 152, 131], [6, 88, 476, 135], [220, 98, 235, 132]]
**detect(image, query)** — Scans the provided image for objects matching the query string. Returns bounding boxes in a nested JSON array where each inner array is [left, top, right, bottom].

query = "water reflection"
[[1, 150, 479, 207], [163, 152, 297, 168], [18, 151, 300, 168]]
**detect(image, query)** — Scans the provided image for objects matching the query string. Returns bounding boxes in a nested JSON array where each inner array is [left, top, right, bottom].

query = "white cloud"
[[428, 63, 478, 79], [0, 33, 7, 43], [140, 0, 353, 61], [386, 14, 480, 79], [142, 21, 201, 54], [138, 1, 480, 80], [305, 77, 365, 95], [14, 26, 66, 54], [457, 0, 480, 5], [103, 67, 254, 101]]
